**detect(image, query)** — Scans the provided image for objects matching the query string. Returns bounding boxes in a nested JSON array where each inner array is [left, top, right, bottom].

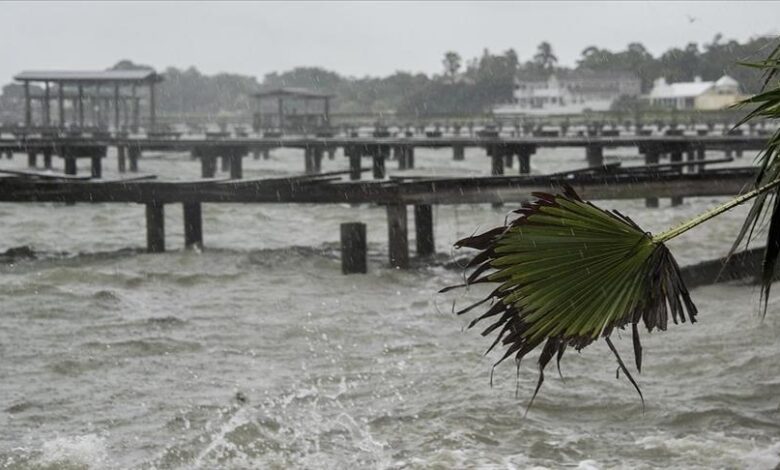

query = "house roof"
[[14, 70, 161, 83], [252, 87, 334, 99]]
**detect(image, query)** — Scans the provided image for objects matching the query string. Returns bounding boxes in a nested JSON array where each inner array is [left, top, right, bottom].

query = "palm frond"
[[448, 180, 780, 410], [730, 40, 780, 315], [448, 186, 695, 410]]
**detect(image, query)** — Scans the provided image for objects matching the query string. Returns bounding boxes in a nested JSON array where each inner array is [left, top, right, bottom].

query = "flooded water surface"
[[1, 146, 779, 469]]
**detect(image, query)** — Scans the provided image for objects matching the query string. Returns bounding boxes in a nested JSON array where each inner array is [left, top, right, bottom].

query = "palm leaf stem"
[[653, 178, 780, 244]]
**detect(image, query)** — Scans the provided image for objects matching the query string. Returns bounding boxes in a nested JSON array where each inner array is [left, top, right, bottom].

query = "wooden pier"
[[0, 166, 757, 270], [0, 133, 768, 182]]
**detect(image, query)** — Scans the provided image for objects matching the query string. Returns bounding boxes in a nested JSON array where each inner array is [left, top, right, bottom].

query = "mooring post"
[[586, 144, 604, 168], [117, 146, 126, 172], [414, 204, 435, 257], [201, 153, 217, 178], [453, 144, 465, 161], [145, 202, 165, 253], [406, 146, 415, 169], [327, 147, 336, 160], [183, 202, 203, 250], [128, 147, 139, 172], [670, 149, 684, 206], [340, 222, 367, 274], [91, 156, 102, 178], [644, 149, 659, 208], [229, 151, 243, 179], [27, 151, 37, 168], [42, 149, 52, 169], [386, 204, 409, 269]]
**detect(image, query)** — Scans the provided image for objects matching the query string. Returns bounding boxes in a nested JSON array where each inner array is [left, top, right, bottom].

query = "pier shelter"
[[252, 87, 333, 134], [13, 69, 163, 132]]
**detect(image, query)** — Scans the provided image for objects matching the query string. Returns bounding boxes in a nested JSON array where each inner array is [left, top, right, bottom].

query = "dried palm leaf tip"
[[444, 185, 698, 411]]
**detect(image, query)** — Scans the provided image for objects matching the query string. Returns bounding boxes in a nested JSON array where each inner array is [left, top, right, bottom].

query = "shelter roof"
[[14, 70, 162, 83], [252, 87, 334, 99]]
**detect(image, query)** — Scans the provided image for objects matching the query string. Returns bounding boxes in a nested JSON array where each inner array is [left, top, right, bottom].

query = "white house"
[[494, 70, 641, 116], [647, 75, 743, 110]]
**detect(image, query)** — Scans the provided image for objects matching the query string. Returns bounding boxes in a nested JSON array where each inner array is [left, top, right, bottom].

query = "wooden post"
[[517, 146, 533, 174], [277, 97, 284, 131], [645, 149, 659, 208], [117, 146, 126, 172], [348, 147, 362, 180], [27, 151, 37, 168], [229, 151, 243, 179], [128, 147, 139, 172], [201, 154, 216, 178], [406, 147, 415, 169], [414, 204, 435, 257], [340, 222, 367, 274], [91, 156, 102, 178], [220, 154, 230, 172], [372, 147, 386, 179], [490, 146, 505, 176], [23, 81, 31, 128], [42, 149, 52, 169], [453, 144, 465, 161], [64, 158, 77, 175], [304, 147, 315, 174], [386, 204, 409, 269], [183, 202, 203, 250], [313, 146, 323, 173], [397, 146, 408, 170], [586, 145, 604, 168], [505, 152, 514, 168], [145, 202, 165, 253]]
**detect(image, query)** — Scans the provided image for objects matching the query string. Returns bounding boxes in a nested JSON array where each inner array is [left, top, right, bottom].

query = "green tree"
[[442, 51, 462, 78], [533, 41, 558, 72]]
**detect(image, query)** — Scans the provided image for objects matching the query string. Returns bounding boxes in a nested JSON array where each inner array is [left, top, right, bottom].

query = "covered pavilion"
[[13, 69, 163, 132]]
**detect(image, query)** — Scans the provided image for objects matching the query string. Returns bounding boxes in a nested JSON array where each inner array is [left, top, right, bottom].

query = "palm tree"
[[533, 41, 558, 72], [447, 41, 780, 409]]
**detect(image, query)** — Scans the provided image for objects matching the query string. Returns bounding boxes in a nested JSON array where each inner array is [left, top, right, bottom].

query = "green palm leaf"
[[446, 180, 780, 411], [730, 41, 780, 314]]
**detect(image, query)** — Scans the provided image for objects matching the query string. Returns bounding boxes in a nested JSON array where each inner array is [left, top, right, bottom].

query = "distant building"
[[647, 75, 743, 110], [494, 69, 641, 116]]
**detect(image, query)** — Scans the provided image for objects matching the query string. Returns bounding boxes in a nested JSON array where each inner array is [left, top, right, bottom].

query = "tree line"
[[1, 34, 775, 121]]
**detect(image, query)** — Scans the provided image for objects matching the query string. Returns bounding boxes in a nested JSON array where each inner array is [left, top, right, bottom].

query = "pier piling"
[[183, 202, 203, 249], [414, 204, 435, 257], [145, 202, 165, 253], [386, 204, 409, 269], [340, 222, 367, 274]]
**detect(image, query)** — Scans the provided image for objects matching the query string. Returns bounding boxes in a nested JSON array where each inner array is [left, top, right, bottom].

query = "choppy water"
[[1, 144, 779, 469]]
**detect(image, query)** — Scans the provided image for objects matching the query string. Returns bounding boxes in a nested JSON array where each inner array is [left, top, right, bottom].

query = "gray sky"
[[2, 1, 778, 84]]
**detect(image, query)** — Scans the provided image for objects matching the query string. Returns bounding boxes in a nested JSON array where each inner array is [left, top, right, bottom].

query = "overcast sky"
[[2, 1, 778, 84]]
